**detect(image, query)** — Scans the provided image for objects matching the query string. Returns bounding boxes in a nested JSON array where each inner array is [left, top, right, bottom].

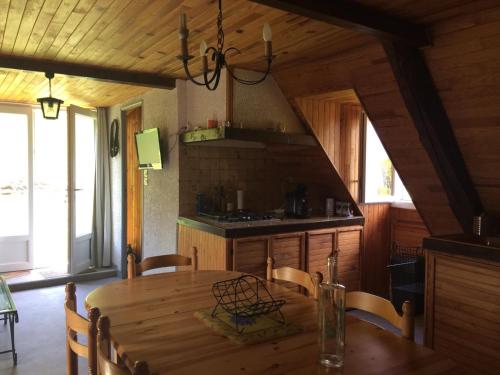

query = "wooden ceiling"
[[0, 0, 372, 107]]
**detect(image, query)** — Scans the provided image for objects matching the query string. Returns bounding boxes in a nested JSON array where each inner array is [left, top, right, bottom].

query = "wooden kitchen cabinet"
[[177, 224, 231, 271], [233, 236, 270, 279], [233, 232, 305, 282], [337, 226, 362, 291], [307, 228, 337, 276], [425, 250, 500, 374], [307, 226, 362, 291], [178, 223, 362, 292]]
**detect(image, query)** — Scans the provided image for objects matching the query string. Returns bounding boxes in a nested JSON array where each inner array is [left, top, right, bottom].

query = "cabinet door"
[[307, 229, 336, 278], [233, 236, 270, 279], [270, 232, 306, 291], [337, 226, 362, 291]]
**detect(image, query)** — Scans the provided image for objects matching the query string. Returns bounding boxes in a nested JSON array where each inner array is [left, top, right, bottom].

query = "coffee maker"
[[285, 184, 309, 218]]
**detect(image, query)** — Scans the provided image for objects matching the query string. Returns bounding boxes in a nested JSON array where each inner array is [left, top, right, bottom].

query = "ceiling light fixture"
[[178, 0, 273, 91], [37, 72, 64, 120]]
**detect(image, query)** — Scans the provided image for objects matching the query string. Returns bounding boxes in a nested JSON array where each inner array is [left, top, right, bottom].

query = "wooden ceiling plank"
[[383, 40, 484, 232], [248, 0, 430, 47], [42, 0, 96, 59], [0, 0, 11, 48], [1, 0, 28, 52], [0, 54, 176, 88], [55, 0, 116, 60], [28, 0, 79, 56], [10, 69, 39, 99], [11, 0, 45, 54], [76, 0, 159, 66], [64, 0, 133, 59]]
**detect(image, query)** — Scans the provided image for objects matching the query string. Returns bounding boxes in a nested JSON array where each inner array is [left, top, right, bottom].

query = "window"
[[363, 118, 412, 203]]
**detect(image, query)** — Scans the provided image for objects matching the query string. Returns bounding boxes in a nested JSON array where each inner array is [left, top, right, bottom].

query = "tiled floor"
[[0, 277, 119, 375]]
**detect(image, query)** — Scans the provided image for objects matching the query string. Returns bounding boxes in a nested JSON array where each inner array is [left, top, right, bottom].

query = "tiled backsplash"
[[179, 143, 358, 217], [179, 145, 284, 215]]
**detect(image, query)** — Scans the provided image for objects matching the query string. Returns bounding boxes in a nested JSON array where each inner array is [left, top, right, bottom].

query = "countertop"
[[177, 215, 365, 238], [423, 234, 500, 262]]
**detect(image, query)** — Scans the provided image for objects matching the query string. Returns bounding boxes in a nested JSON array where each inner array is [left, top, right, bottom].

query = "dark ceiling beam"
[[0, 54, 176, 89], [383, 40, 483, 233], [248, 0, 430, 47]]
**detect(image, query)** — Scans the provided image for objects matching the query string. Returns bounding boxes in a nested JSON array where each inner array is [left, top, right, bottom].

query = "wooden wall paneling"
[[359, 203, 391, 296], [274, 41, 463, 235], [390, 207, 430, 248], [383, 40, 483, 233], [233, 235, 271, 279], [425, 251, 500, 374], [177, 224, 230, 271], [295, 94, 362, 202]]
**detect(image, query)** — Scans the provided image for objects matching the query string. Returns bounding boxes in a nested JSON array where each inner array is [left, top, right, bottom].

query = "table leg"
[[8, 314, 17, 366]]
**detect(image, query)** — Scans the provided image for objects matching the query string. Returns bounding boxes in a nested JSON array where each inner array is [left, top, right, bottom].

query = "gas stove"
[[199, 211, 277, 223]]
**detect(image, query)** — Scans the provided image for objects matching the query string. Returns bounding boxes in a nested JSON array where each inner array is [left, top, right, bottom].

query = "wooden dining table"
[[85, 271, 465, 375]]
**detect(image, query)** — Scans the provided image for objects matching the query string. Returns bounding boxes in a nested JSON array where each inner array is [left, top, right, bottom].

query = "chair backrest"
[[266, 257, 323, 299], [346, 291, 414, 340], [65, 282, 100, 375], [97, 316, 150, 375], [127, 247, 198, 279]]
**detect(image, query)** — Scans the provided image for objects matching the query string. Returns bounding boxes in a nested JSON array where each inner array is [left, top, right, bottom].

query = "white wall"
[[107, 87, 180, 270], [232, 69, 304, 133]]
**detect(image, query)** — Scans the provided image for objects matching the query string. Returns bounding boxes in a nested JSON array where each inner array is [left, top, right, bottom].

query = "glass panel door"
[[0, 106, 33, 272], [33, 108, 68, 272], [68, 105, 96, 274]]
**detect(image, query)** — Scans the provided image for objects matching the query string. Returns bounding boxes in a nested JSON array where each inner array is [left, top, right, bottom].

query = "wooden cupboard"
[[425, 250, 500, 374], [178, 224, 362, 291], [307, 226, 362, 291]]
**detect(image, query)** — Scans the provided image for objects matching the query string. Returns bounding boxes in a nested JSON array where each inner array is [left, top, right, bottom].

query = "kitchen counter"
[[177, 215, 364, 238], [423, 233, 500, 262]]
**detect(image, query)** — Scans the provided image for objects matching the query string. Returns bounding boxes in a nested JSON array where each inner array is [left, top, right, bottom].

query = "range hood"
[[180, 127, 317, 148]]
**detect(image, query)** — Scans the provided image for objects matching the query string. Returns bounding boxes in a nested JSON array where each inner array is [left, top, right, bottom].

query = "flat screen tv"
[[135, 128, 163, 170]]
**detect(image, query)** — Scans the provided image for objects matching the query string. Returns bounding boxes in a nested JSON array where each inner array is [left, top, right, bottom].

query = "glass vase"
[[318, 253, 346, 368]]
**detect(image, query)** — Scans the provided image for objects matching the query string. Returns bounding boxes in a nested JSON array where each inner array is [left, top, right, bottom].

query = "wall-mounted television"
[[135, 128, 163, 170]]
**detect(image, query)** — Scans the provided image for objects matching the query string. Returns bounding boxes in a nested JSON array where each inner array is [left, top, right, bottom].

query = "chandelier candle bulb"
[[199, 40, 208, 56], [262, 23, 272, 41]]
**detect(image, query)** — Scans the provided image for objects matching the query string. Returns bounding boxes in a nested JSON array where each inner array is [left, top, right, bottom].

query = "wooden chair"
[[266, 257, 323, 299], [127, 246, 198, 279], [346, 291, 414, 340], [97, 316, 150, 375], [65, 282, 100, 375]]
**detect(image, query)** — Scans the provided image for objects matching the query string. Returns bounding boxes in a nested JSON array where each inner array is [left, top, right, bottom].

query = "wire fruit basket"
[[211, 275, 286, 334]]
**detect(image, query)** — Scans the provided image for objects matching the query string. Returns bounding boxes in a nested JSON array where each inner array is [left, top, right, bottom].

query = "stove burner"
[[200, 211, 276, 223]]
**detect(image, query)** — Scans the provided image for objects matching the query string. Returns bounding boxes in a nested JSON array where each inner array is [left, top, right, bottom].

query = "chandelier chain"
[[217, 0, 224, 52]]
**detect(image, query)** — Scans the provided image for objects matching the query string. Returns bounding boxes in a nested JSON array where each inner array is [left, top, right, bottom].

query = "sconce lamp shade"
[[37, 96, 64, 119]]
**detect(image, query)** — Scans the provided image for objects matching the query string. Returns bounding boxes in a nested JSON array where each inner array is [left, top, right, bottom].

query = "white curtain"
[[92, 107, 112, 267]]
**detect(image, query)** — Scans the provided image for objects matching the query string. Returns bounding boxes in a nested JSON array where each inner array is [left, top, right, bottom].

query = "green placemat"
[[194, 308, 303, 345]]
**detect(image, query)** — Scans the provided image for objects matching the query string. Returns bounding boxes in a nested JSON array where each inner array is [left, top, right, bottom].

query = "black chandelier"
[[178, 0, 273, 91], [37, 72, 64, 120]]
